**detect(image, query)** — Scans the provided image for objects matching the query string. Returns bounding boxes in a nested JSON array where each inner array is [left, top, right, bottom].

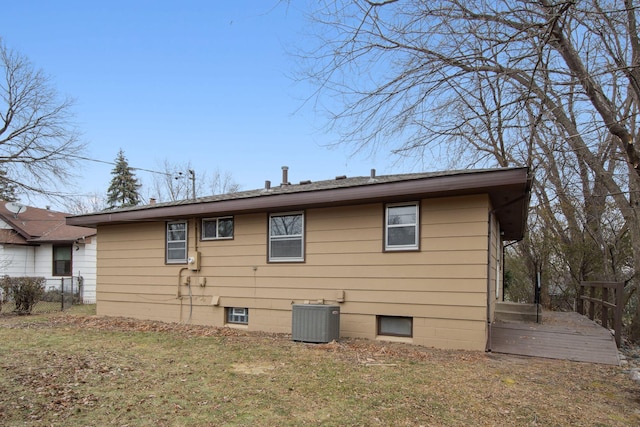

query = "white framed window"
[[385, 203, 419, 251], [226, 307, 249, 324], [202, 217, 234, 240], [377, 315, 413, 337], [269, 212, 304, 262], [166, 221, 187, 264]]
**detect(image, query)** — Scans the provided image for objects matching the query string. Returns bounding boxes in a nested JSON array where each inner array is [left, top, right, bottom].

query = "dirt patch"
[[230, 363, 276, 375]]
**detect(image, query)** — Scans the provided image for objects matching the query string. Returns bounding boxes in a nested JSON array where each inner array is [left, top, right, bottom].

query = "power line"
[[66, 153, 172, 176]]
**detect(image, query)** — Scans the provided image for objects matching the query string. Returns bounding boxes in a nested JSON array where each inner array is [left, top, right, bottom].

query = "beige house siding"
[[487, 212, 502, 324], [96, 194, 493, 350]]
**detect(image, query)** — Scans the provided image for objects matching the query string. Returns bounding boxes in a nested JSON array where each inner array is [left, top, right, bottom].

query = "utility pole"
[[188, 169, 196, 200], [175, 169, 197, 200]]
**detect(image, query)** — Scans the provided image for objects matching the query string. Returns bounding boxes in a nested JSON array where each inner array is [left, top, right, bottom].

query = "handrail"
[[577, 282, 623, 347]]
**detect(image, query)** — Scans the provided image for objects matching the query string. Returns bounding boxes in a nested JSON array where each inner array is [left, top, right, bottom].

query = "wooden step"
[[495, 302, 540, 323]]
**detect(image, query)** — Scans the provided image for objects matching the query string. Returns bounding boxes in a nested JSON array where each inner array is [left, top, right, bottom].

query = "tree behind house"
[[106, 150, 141, 208], [0, 169, 17, 202], [301, 0, 640, 340], [150, 159, 241, 202], [0, 40, 85, 197]]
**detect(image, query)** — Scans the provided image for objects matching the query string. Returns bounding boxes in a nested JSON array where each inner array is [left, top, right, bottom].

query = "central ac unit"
[[291, 304, 340, 343]]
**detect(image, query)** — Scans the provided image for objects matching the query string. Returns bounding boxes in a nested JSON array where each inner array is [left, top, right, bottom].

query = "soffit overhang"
[[67, 168, 532, 240]]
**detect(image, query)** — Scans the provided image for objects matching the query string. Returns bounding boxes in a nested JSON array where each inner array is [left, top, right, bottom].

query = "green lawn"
[[0, 306, 638, 426]]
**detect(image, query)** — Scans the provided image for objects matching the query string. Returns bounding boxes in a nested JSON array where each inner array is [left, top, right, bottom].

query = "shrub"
[[0, 276, 46, 314]]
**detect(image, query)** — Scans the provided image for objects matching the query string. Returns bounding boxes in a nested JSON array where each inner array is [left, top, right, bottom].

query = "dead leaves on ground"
[[2, 312, 639, 426]]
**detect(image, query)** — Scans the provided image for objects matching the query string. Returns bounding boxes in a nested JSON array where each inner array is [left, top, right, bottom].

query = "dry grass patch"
[[0, 306, 639, 426]]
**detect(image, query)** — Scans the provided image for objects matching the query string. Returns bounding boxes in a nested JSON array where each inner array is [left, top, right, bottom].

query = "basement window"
[[377, 315, 413, 338], [226, 307, 249, 325]]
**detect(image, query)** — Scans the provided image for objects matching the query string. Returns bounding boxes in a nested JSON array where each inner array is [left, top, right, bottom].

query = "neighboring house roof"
[[67, 167, 533, 240], [0, 202, 96, 245]]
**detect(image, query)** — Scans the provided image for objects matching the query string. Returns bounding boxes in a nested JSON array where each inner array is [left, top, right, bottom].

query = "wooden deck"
[[490, 311, 620, 365]]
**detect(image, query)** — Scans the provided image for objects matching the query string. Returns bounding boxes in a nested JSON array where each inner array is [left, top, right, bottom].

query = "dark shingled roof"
[[67, 167, 533, 240], [97, 170, 475, 213], [0, 202, 96, 245]]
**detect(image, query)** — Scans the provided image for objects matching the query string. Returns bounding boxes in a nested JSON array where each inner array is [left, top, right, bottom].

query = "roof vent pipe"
[[265, 180, 271, 190], [281, 166, 289, 185], [370, 169, 376, 179]]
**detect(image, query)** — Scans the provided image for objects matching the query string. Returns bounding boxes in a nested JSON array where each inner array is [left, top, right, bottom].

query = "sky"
[[1, 0, 421, 210]]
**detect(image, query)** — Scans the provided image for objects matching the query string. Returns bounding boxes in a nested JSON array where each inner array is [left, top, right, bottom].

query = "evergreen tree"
[[0, 169, 17, 202], [106, 149, 141, 208]]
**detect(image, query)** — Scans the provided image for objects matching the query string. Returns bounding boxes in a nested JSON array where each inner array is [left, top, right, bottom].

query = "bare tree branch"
[[0, 40, 85, 197], [300, 0, 640, 338]]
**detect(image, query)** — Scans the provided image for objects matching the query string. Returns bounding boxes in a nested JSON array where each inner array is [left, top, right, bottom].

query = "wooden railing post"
[[601, 286, 609, 330], [578, 282, 623, 348], [588, 286, 596, 320], [614, 282, 623, 348], [577, 284, 584, 315]]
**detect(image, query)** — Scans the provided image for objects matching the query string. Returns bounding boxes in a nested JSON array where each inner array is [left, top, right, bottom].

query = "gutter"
[[67, 168, 530, 228]]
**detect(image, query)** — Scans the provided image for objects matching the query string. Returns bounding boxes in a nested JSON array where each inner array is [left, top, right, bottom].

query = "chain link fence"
[[0, 276, 84, 315]]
